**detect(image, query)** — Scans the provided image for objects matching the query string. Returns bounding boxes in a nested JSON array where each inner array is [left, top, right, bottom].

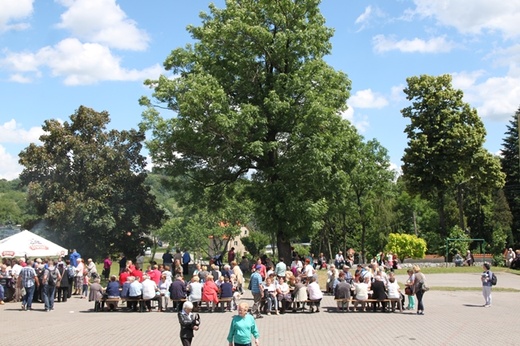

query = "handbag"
[[404, 286, 413, 295], [420, 281, 429, 292]]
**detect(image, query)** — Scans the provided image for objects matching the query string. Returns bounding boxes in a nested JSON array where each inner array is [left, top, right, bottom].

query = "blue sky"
[[1, 0, 519, 180]]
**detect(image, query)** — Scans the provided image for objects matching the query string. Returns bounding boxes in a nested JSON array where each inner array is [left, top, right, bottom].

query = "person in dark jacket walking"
[[178, 301, 200, 346]]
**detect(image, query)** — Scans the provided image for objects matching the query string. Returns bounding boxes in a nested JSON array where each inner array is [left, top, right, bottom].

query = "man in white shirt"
[[306, 276, 323, 313], [141, 274, 158, 311]]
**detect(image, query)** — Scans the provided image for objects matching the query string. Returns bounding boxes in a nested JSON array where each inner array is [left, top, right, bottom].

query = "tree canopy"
[[501, 108, 520, 247], [401, 74, 504, 238], [18, 106, 165, 260], [140, 0, 355, 262]]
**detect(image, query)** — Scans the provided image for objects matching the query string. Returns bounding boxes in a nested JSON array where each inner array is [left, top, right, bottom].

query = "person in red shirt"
[[148, 264, 162, 285], [132, 266, 143, 282], [119, 268, 130, 286]]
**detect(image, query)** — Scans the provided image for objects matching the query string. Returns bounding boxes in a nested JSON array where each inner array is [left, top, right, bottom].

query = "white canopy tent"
[[0, 230, 68, 258]]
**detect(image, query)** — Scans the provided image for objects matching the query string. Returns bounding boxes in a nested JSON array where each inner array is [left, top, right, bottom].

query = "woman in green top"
[[227, 302, 260, 346]]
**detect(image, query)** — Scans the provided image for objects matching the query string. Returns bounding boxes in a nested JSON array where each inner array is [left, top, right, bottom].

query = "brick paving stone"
[[1, 272, 519, 346]]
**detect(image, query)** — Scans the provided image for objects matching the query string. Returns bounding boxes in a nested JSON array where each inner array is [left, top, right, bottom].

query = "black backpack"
[[47, 267, 58, 286], [491, 272, 497, 286]]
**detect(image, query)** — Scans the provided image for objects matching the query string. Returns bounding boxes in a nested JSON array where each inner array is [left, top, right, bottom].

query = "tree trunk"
[[438, 190, 447, 237], [277, 231, 292, 265]]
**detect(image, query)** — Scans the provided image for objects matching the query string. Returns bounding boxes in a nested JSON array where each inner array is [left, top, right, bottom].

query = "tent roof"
[[0, 230, 68, 258]]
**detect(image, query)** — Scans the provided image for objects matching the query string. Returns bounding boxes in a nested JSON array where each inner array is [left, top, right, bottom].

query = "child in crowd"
[[405, 269, 415, 310], [81, 268, 90, 299]]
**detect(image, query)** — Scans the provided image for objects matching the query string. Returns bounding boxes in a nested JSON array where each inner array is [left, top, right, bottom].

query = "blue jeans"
[[43, 284, 56, 310], [23, 285, 36, 308], [0, 284, 4, 300]]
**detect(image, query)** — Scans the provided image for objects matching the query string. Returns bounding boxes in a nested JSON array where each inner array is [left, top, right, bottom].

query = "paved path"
[[2, 272, 520, 346]]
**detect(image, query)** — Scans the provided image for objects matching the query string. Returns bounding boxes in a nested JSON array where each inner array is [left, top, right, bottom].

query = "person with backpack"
[[42, 259, 61, 311], [481, 262, 495, 307], [65, 260, 75, 299], [56, 262, 69, 302]]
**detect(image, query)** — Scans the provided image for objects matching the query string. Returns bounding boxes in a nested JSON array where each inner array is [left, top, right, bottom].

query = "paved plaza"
[[1, 272, 520, 346]]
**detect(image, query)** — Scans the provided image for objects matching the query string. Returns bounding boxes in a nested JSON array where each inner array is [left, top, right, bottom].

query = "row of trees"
[[2, 0, 519, 262]]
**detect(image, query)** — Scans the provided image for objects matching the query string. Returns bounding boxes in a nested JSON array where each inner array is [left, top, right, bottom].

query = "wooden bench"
[[472, 254, 493, 264], [121, 297, 146, 312], [218, 297, 233, 311], [334, 298, 402, 312], [290, 299, 321, 313], [171, 298, 187, 312], [94, 297, 121, 312], [334, 297, 353, 312]]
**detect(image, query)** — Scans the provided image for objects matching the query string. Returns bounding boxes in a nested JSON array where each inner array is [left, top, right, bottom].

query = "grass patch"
[[427, 286, 520, 292], [392, 266, 515, 275]]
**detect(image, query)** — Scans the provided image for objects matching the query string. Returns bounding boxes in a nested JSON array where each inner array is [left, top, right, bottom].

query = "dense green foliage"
[[401, 74, 507, 251], [140, 0, 358, 262], [385, 233, 427, 261], [241, 229, 270, 258], [0, 179, 34, 226], [18, 106, 165, 260], [501, 109, 520, 247]]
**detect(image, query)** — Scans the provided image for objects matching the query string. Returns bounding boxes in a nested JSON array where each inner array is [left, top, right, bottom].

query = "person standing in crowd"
[[405, 268, 415, 310], [275, 257, 287, 279], [227, 302, 260, 346], [69, 249, 80, 267], [56, 261, 69, 302], [74, 258, 84, 295], [465, 250, 475, 266], [11, 259, 23, 303], [162, 249, 174, 272], [231, 261, 244, 294], [86, 258, 97, 279], [118, 254, 127, 274], [103, 254, 112, 280], [413, 265, 427, 315], [482, 262, 493, 307], [42, 260, 61, 312], [178, 301, 200, 346], [0, 264, 8, 305], [18, 259, 39, 311], [136, 253, 145, 271], [174, 249, 183, 268], [249, 266, 264, 319], [183, 250, 191, 276], [228, 247, 236, 265], [506, 248, 515, 267]]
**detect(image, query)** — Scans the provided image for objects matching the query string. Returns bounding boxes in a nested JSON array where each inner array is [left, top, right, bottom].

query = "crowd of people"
[[0, 248, 101, 311]]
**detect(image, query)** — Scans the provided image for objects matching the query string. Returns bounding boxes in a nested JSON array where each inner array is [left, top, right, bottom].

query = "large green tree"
[[18, 106, 165, 260], [140, 0, 353, 262], [501, 108, 520, 246], [401, 74, 502, 237]]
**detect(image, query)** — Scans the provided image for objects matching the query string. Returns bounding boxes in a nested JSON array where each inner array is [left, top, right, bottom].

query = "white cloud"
[[390, 85, 405, 102], [472, 75, 520, 121], [56, 0, 149, 51], [411, 0, 520, 39], [340, 106, 369, 133], [349, 89, 388, 109], [355, 6, 373, 26], [0, 145, 22, 180], [0, 0, 34, 33], [451, 70, 486, 90], [355, 6, 386, 32], [2, 38, 163, 85], [0, 119, 43, 143], [9, 73, 33, 83], [373, 34, 456, 53], [452, 69, 520, 121]]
